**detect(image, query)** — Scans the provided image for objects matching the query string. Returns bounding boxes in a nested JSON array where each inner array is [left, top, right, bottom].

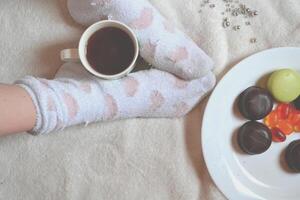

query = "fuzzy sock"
[[67, 0, 214, 80], [16, 63, 215, 135]]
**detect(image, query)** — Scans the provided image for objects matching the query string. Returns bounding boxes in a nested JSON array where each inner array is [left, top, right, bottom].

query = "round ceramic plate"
[[202, 47, 300, 200]]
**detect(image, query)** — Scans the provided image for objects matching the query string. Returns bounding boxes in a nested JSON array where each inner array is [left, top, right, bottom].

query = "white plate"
[[202, 47, 300, 200]]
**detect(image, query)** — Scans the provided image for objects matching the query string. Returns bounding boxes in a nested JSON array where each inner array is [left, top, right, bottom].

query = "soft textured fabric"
[[16, 0, 217, 135], [0, 0, 299, 200], [67, 0, 214, 80], [16, 63, 215, 135]]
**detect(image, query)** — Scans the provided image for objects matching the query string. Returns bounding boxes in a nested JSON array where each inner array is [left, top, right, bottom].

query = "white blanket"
[[0, 0, 299, 199]]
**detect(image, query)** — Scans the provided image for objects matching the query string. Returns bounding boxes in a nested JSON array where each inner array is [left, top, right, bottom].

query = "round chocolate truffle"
[[238, 86, 274, 120], [285, 140, 300, 172], [237, 121, 272, 155]]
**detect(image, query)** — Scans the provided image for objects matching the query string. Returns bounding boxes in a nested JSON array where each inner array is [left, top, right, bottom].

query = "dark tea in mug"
[[86, 27, 135, 75]]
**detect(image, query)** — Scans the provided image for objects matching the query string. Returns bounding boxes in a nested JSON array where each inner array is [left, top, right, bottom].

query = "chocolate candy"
[[237, 121, 272, 155], [285, 140, 300, 172], [238, 86, 274, 120]]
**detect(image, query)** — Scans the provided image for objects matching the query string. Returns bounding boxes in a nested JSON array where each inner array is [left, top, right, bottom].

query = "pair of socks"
[[16, 0, 216, 134], [67, 0, 214, 80]]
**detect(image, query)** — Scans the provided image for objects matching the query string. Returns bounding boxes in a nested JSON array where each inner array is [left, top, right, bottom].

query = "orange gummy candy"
[[264, 111, 278, 129], [276, 103, 294, 120], [290, 110, 300, 125], [294, 125, 300, 132], [276, 121, 294, 135], [264, 103, 300, 135]]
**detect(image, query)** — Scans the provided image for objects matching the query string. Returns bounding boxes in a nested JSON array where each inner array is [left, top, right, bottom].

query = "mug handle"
[[60, 49, 80, 62]]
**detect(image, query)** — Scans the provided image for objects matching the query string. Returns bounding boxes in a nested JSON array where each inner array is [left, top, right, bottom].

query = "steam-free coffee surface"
[[86, 27, 135, 75]]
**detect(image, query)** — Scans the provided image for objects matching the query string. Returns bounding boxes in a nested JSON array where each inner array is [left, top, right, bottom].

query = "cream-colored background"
[[0, 0, 299, 199]]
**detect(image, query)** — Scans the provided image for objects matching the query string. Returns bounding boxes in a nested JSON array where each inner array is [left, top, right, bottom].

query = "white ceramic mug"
[[61, 20, 139, 80]]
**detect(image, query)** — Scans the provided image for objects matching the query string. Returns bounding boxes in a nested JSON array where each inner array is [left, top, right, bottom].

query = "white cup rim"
[[78, 20, 139, 80]]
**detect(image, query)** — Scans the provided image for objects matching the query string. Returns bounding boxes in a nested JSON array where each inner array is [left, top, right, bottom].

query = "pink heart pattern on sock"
[[170, 47, 189, 63], [142, 40, 158, 59], [47, 96, 55, 111], [104, 94, 118, 120], [63, 92, 79, 120], [123, 77, 139, 97], [173, 102, 189, 117], [150, 90, 165, 111], [80, 82, 92, 93], [131, 7, 153, 29], [174, 77, 189, 89]]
